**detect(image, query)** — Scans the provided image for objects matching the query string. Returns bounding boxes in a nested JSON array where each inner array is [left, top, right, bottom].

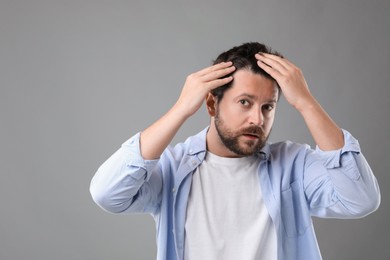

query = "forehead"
[[226, 69, 279, 100]]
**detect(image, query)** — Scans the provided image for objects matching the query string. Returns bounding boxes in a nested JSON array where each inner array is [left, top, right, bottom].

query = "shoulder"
[[265, 140, 312, 161]]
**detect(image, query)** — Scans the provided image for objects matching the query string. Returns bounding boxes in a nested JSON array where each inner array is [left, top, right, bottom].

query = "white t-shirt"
[[184, 152, 277, 260]]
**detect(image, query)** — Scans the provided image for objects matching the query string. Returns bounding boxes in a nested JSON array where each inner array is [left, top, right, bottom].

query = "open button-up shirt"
[[90, 128, 380, 260]]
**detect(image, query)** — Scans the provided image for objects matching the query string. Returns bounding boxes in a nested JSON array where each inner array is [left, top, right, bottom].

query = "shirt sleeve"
[[304, 129, 381, 218], [90, 132, 162, 215]]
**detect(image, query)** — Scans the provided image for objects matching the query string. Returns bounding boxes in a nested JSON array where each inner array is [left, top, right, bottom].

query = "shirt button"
[[172, 187, 176, 193], [192, 160, 197, 166]]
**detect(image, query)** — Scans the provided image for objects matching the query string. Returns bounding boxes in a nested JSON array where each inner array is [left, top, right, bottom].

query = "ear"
[[206, 93, 217, 117]]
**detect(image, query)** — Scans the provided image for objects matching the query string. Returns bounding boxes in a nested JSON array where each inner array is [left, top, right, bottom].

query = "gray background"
[[1, 0, 389, 259]]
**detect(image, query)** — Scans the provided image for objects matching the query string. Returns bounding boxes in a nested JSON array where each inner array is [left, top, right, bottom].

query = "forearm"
[[298, 97, 344, 151], [255, 53, 343, 150], [140, 61, 235, 160], [140, 104, 188, 160]]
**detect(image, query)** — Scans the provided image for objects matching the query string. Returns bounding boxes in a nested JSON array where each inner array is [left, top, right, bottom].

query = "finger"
[[201, 65, 236, 82], [256, 53, 296, 70], [255, 52, 287, 62], [196, 61, 233, 76], [256, 59, 283, 80], [255, 53, 289, 74], [205, 75, 234, 91]]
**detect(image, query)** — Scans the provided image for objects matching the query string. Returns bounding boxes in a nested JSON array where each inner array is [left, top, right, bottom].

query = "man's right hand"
[[140, 62, 235, 160], [174, 61, 235, 119]]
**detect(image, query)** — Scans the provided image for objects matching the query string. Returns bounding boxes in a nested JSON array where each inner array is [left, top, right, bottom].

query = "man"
[[90, 42, 380, 260]]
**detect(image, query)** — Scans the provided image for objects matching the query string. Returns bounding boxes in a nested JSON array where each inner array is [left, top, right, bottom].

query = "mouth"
[[242, 133, 260, 139]]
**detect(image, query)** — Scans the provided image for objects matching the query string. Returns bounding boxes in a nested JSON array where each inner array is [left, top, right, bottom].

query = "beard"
[[214, 111, 269, 157]]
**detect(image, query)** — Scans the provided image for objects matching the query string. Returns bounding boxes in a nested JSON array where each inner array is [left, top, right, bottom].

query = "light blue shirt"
[[90, 128, 380, 260]]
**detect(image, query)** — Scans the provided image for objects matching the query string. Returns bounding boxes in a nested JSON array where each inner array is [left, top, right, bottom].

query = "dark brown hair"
[[211, 42, 283, 101]]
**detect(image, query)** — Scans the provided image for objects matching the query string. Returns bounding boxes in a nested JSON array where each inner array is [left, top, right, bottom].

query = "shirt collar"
[[187, 127, 208, 156], [259, 143, 271, 161]]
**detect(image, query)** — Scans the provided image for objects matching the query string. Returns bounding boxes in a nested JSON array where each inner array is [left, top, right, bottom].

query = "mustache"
[[238, 125, 264, 137]]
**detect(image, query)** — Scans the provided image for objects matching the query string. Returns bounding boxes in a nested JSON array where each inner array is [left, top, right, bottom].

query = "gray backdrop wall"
[[1, 0, 389, 259]]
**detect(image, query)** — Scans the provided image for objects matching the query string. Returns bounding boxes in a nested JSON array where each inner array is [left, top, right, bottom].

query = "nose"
[[249, 107, 264, 126]]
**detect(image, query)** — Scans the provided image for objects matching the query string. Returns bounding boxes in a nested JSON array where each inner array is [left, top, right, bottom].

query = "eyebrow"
[[234, 93, 277, 103]]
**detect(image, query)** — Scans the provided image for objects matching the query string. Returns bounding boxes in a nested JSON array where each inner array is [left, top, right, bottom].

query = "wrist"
[[171, 101, 193, 122], [294, 95, 318, 114]]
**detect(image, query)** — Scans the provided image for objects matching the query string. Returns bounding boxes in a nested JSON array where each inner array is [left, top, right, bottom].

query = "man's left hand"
[[255, 52, 315, 112]]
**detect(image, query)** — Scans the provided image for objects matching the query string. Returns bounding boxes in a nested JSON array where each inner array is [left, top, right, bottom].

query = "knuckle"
[[293, 67, 302, 74], [213, 71, 221, 78], [187, 73, 196, 81]]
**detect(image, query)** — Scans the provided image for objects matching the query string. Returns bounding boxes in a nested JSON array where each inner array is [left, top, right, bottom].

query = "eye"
[[263, 104, 274, 111], [239, 99, 251, 107]]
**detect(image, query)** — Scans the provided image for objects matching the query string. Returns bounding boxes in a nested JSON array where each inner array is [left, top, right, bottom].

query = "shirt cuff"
[[121, 132, 159, 181], [315, 129, 361, 169]]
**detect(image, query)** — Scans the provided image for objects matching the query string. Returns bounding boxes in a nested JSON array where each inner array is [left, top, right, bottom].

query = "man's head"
[[206, 42, 282, 157], [211, 42, 283, 101]]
